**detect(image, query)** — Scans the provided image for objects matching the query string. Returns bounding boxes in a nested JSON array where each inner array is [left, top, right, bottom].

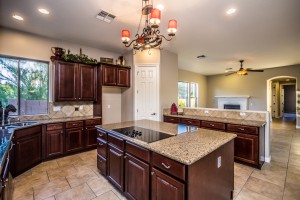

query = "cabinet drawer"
[[108, 134, 124, 150], [47, 123, 64, 131], [97, 129, 107, 141], [180, 118, 200, 126], [66, 121, 84, 129], [164, 116, 180, 124], [125, 141, 150, 163], [14, 125, 41, 139], [152, 152, 186, 181], [97, 154, 107, 176], [227, 124, 258, 135], [201, 121, 225, 131], [97, 138, 107, 158], [85, 119, 102, 126]]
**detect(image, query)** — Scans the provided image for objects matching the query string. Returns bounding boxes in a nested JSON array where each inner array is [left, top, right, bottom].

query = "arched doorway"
[[267, 76, 297, 125]]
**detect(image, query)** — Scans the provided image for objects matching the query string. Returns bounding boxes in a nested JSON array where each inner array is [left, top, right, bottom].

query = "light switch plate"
[[240, 112, 246, 116], [204, 110, 209, 114], [53, 106, 61, 112]]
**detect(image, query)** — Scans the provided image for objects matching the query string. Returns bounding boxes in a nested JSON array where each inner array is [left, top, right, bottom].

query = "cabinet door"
[[46, 130, 64, 158], [66, 128, 84, 153], [234, 133, 259, 165], [14, 133, 42, 174], [124, 153, 149, 200], [107, 144, 124, 191], [97, 154, 107, 176], [85, 126, 98, 148], [151, 168, 185, 200], [102, 65, 117, 86], [78, 64, 96, 101], [117, 68, 130, 87], [54, 61, 78, 101]]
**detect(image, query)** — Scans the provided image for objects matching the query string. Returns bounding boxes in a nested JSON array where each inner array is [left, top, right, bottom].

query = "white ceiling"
[[1, 0, 300, 75]]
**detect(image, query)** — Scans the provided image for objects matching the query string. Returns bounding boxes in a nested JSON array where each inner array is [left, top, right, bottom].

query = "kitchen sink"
[[0, 121, 38, 132]]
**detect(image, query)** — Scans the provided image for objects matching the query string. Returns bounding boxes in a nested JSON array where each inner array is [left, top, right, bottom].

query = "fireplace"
[[224, 104, 241, 110], [215, 96, 250, 110]]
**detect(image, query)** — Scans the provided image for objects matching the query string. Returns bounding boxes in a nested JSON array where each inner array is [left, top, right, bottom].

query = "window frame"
[[178, 81, 199, 108], [0, 54, 50, 116]]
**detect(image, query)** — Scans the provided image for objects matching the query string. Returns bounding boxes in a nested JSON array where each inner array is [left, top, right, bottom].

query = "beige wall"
[[207, 64, 300, 111], [160, 50, 178, 118], [0, 28, 122, 124], [178, 69, 207, 107]]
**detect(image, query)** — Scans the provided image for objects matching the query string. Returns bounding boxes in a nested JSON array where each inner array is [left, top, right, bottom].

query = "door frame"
[[134, 63, 160, 121]]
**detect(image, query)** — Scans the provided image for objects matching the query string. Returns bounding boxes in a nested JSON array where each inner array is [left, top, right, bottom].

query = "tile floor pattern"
[[12, 118, 300, 200]]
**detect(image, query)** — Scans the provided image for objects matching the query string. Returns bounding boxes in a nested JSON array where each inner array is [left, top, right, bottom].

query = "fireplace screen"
[[224, 104, 241, 110]]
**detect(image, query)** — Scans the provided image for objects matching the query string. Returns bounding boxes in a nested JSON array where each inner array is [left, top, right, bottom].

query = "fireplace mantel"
[[215, 96, 250, 110]]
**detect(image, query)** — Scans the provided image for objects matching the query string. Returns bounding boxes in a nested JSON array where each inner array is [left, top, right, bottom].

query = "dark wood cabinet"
[[102, 64, 130, 87], [53, 61, 96, 101], [163, 116, 180, 124], [180, 118, 200, 127], [85, 126, 98, 148], [46, 129, 64, 158], [107, 144, 124, 191], [124, 153, 150, 200], [65, 127, 84, 153], [12, 126, 42, 176], [151, 167, 185, 200], [200, 120, 226, 131], [117, 67, 130, 87], [234, 133, 259, 165], [97, 154, 107, 176]]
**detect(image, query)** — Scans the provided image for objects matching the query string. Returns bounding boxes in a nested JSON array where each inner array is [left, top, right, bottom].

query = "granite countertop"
[[164, 114, 266, 127], [97, 120, 236, 165], [34, 116, 102, 124]]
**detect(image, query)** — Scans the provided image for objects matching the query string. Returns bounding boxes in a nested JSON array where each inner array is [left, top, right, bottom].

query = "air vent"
[[96, 10, 116, 23]]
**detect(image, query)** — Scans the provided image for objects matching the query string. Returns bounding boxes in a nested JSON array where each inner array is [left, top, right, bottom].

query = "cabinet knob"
[[210, 124, 215, 127], [151, 171, 155, 176], [124, 156, 127, 159], [161, 162, 171, 169], [61, 131, 63, 134]]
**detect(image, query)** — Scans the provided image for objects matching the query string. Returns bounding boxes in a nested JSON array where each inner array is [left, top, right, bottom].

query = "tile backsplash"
[[20, 101, 93, 121]]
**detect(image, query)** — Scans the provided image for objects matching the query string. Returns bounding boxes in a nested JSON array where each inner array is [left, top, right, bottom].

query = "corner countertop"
[[96, 120, 236, 165], [164, 114, 266, 127]]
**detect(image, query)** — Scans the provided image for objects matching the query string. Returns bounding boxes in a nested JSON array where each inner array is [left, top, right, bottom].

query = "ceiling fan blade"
[[225, 72, 236, 76], [247, 69, 264, 72]]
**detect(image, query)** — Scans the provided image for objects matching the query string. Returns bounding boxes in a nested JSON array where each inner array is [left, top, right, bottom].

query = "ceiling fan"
[[225, 60, 264, 76]]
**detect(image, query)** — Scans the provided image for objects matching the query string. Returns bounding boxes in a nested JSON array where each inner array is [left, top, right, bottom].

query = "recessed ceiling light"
[[38, 8, 50, 15], [156, 5, 164, 11], [12, 15, 24, 21], [226, 8, 236, 15]]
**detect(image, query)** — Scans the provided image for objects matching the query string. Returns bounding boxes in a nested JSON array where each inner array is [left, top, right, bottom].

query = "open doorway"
[[267, 76, 297, 124]]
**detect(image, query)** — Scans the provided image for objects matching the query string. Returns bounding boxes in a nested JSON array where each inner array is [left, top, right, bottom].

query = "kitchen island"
[[96, 120, 236, 200]]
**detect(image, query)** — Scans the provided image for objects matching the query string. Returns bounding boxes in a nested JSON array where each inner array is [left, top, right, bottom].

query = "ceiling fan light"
[[150, 8, 161, 27], [121, 30, 130, 43], [168, 20, 177, 36]]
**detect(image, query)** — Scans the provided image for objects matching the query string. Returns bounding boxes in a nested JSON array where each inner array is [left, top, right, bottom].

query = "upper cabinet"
[[53, 61, 97, 101], [101, 64, 130, 88]]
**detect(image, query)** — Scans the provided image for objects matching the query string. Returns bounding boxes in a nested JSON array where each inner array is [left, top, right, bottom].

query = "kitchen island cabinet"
[[96, 120, 236, 200]]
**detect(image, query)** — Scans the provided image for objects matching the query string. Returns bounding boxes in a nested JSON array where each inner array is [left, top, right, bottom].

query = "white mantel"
[[215, 95, 250, 110]]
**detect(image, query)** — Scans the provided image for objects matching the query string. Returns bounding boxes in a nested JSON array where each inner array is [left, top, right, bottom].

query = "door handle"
[[151, 113, 156, 115]]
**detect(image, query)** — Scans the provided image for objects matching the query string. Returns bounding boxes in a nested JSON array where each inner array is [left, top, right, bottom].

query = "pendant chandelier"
[[121, 0, 177, 51]]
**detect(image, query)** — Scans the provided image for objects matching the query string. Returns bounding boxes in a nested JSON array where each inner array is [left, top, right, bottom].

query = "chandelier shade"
[[121, 0, 177, 51]]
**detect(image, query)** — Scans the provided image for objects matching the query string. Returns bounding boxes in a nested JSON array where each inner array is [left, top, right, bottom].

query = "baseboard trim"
[[264, 156, 271, 163], [296, 126, 300, 129]]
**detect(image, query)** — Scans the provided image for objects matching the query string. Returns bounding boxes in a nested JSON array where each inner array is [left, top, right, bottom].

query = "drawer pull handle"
[[238, 128, 245, 131], [170, 119, 174, 121], [162, 162, 171, 169], [72, 124, 77, 126], [98, 143, 104, 146], [151, 171, 155, 175], [99, 133, 104, 137], [210, 124, 215, 127], [124, 156, 127, 159]]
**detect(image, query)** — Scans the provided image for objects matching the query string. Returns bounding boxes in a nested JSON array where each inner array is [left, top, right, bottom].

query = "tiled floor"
[[12, 118, 300, 200]]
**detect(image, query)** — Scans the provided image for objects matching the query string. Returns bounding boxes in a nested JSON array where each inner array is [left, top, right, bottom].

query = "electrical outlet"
[[204, 110, 209, 114], [79, 105, 83, 110], [74, 106, 79, 111], [240, 112, 246, 116], [53, 106, 61, 112], [217, 156, 222, 168], [107, 105, 111, 109]]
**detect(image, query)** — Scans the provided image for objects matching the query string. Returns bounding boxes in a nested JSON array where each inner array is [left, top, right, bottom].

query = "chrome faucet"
[[8, 117, 20, 125]]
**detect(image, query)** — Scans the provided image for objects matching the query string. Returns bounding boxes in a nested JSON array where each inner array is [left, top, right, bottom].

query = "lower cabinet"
[[12, 126, 42, 176], [46, 129, 64, 158], [65, 127, 84, 153], [124, 153, 150, 200], [97, 154, 107, 176], [107, 144, 124, 191], [234, 132, 258, 165], [85, 126, 98, 148], [151, 167, 185, 200]]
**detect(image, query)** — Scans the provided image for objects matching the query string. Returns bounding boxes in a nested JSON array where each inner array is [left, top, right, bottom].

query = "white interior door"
[[135, 65, 159, 121]]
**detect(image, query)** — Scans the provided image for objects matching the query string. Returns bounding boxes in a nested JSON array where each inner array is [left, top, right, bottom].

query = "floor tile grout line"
[[235, 168, 254, 199]]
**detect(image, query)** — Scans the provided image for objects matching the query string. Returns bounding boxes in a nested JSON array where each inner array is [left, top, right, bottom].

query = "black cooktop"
[[112, 126, 174, 143]]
